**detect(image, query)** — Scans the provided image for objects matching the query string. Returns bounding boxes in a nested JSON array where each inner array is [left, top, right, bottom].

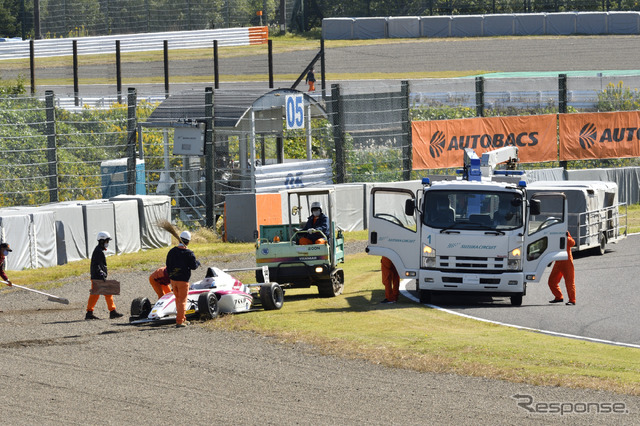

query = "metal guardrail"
[[0, 27, 268, 61]]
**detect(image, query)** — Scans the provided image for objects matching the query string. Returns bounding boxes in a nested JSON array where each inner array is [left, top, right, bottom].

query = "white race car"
[[129, 266, 284, 325]]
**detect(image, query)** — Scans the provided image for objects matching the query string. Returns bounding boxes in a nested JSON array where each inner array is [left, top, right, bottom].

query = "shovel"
[[1, 280, 69, 305]]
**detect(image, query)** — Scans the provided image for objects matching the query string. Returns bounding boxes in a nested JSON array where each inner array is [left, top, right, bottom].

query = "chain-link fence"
[[3, 71, 640, 226]]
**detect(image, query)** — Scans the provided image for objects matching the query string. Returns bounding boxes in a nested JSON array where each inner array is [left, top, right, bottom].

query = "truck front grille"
[[437, 256, 506, 272]]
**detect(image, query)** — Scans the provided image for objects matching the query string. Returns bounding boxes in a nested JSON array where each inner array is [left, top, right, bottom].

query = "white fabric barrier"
[[451, 15, 484, 37], [387, 17, 421, 38], [545, 12, 577, 35], [353, 17, 388, 39], [421, 16, 452, 37], [576, 12, 608, 34], [0, 209, 58, 270], [607, 11, 640, 34], [322, 18, 355, 40], [484, 14, 515, 36], [514, 13, 546, 35], [73, 200, 117, 257], [41, 203, 88, 265], [110, 195, 171, 250], [111, 199, 142, 254]]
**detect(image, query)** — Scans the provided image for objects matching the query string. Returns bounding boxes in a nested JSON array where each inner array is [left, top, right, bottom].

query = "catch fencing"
[[2, 72, 640, 227]]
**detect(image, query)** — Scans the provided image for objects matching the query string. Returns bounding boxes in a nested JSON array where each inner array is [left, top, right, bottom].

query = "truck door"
[[523, 193, 568, 282], [368, 187, 420, 272]]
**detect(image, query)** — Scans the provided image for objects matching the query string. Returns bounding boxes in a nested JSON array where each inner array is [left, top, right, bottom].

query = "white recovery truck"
[[366, 146, 613, 306]]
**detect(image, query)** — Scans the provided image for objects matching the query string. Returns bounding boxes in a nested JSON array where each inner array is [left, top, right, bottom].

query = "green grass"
[[204, 251, 640, 395], [4, 226, 639, 395]]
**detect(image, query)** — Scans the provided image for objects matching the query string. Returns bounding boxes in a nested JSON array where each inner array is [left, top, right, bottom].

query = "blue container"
[[100, 158, 146, 198]]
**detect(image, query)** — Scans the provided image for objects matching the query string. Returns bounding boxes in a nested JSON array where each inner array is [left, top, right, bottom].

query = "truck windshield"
[[423, 190, 523, 231]]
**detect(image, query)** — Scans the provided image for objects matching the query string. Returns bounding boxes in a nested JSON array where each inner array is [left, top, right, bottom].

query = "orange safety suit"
[[149, 266, 171, 299], [87, 242, 117, 314], [170, 280, 190, 325], [381, 256, 400, 302], [548, 232, 576, 303]]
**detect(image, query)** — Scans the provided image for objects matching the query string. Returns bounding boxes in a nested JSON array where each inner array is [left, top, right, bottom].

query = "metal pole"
[[45, 91, 58, 203], [29, 40, 35, 95], [73, 40, 79, 107], [213, 40, 219, 89], [306, 102, 312, 160], [205, 87, 215, 227], [34, 0, 42, 39], [558, 73, 568, 170], [475, 76, 485, 117], [320, 38, 326, 99], [268, 39, 274, 89], [126, 88, 138, 195], [331, 84, 345, 184], [163, 40, 169, 98], [401, 81, 412, 181], [116, 40, 122, 104]]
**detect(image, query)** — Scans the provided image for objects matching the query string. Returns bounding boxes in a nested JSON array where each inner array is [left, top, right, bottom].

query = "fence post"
[[73, 40, 79, 107], [321, 38, 326, 99], [475, 76, 484, 117], [331, 84, 346, 184], [163, 40, 169, 98], [29, 40, 35, 95], [205, 87, 215, 228], [213, 40, 219, 89], [401, 80, 412, 181], [45, 91, 58, 203], [558, 73, 568, 170], [126, 88, 138, 195], [116, 40, 122, 104], [268, 39, 274, 89]]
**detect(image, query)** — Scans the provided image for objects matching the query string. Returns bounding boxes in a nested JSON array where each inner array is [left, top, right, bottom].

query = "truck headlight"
[[508, 246, 522, 270], [422, 244, 435, 268]]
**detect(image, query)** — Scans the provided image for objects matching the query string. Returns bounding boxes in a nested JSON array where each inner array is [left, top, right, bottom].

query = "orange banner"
[[412, 115, 558, 170], [559, 111, 640, 161]]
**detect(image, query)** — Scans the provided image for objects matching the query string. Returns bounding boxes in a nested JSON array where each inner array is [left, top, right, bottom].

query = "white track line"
[[400, 279, 640, 349]]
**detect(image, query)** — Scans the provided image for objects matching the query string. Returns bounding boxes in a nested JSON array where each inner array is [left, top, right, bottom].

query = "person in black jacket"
[[86, 231, 123, 320], [299, 201, 330, 245], [166, 230, 200, 327]]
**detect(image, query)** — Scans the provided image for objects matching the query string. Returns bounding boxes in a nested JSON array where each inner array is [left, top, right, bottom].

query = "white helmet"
[[311, 201, 322, 211], [180, 230, 191, 242], [97, 231, 112, 241]]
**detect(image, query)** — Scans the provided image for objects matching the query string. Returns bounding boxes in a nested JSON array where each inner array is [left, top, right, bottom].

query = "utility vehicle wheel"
[[260, 282, 284, 310], [510, 294, 523, 306], [198, 292, 219, 320], [419, 290, 432, 304], [130, 297, 151, 320], [317, 269, 344, 297], [592, 232, 606, 256]]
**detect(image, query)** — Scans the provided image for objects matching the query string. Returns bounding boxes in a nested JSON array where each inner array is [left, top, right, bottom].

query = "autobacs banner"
[[412, 115, 558, 169], [559, 111, 640, 161]]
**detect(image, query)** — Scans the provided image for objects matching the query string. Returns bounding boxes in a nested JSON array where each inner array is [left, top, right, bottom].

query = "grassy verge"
[[204, 251, 640, 395]]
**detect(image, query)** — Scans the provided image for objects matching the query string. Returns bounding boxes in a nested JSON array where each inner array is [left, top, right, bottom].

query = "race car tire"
[[317, 269, 344, 297], [198, 292, 219, 320], [260, 282, 284, 310], [130, 297, 151, 320]]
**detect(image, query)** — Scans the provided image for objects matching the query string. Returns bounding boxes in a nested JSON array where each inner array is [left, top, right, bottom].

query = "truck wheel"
[[260, 282, 284, 310], [130, 297, 151, 320], [510, 294, 523, 306], [592, 232, 606, 256], [419, 290, 432, 304], [198, 292, 219, 320], [318, 269, 344, 297]]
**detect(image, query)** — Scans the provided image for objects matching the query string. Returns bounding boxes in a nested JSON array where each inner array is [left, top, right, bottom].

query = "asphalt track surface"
[[404, 234, 640, 347], [20, 34, 640, 98]]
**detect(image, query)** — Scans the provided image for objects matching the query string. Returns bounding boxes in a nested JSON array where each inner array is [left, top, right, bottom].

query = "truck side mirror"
[[405, 199, 415, 216], [529, 199, 541, 216]]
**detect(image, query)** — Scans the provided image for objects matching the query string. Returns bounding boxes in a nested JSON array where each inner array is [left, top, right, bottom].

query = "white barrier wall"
[[323, 12, 640, 40]]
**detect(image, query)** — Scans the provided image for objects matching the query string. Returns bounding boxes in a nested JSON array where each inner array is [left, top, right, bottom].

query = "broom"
[[157, 219, 182, 242]]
